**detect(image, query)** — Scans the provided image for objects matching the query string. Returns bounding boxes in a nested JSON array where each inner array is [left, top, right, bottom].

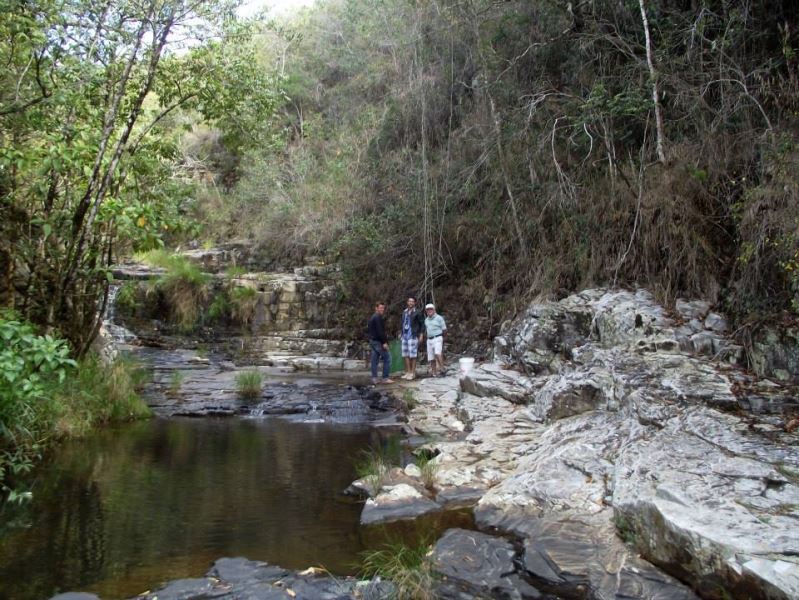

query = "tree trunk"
[[639, 0, 666, 163]]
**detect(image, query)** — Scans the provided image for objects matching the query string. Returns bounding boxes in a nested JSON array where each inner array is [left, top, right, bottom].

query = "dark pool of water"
[[0, 417, 383, 600]]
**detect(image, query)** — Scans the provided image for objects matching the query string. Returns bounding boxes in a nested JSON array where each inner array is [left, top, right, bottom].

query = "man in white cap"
[[424, 303, 447, 377]]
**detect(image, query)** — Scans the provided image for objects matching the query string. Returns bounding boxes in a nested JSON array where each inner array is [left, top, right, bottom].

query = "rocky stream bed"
[[52, 253, 799, 600]]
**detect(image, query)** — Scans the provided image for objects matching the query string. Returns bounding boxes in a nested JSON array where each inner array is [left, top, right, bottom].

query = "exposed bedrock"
[[395, 289, 799, 599]]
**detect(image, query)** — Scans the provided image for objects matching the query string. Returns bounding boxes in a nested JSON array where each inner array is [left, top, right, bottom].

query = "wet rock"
[[209, 557, 290, 583], [530, 369, 613, 421], [111, 262, 165, 280], [474, 512, 697, 600], [133, 557, 368, 600], [689, 331, 717, 355], [50, 594, 101, 600], [136, 578, 223, 599], [436, 486, 485, 508], [361, 483, 441, 525], [138, 354, 395, 424], [404, 463, 422, 478], [584, 288, 674, 345], [90, 325, 119, 364], [478, 410, 621, 515], [704, 311, 730, 333], [612, 407, 799, 600], [431, 528, 542, 599], [494, 301, 592, 374]]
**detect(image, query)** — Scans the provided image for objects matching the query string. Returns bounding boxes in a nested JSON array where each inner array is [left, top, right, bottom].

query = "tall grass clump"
[[229, 285, 259, 326], [355, 450, 390, 496], [138, 250, 211, 330], [55, 356, 151, 436], [167, 370, 185, 396], [225, 265, 248, 278], [401, 389, 417, 411], [355, 438, 402, 496], [415, 453, 438, 490], [360, 539, 435, 600], [235, 370, 263, 399]]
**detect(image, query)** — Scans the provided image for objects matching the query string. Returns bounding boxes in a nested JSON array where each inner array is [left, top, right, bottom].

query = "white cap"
[[425, 303, 435, 310]]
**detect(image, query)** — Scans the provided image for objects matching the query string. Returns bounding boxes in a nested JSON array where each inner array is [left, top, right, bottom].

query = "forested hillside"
[[200, 0, 798, 337], [3, 0, 799, 342]]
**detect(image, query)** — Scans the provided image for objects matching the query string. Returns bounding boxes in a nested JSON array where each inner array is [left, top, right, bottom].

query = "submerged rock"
[[129, 557, 391, 600]]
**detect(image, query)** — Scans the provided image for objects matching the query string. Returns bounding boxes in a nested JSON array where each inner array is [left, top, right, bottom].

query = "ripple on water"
[[0, 417, 392, 600]]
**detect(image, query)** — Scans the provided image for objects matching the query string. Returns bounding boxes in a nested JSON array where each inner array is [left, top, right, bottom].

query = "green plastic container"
[[388, 339, 404, 374]]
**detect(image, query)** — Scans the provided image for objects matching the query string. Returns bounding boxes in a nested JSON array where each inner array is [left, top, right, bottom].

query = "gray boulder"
[[431, 529, 541, 599]]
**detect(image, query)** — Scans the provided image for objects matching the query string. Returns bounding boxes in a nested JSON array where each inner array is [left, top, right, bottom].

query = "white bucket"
[[458, 357, 475, 376]]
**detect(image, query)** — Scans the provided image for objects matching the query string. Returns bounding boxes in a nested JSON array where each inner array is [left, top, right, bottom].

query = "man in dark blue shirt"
[[367, 301, 393, 384]]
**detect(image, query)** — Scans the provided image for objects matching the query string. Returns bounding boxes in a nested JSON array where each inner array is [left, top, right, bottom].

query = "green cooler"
[[389, 340, 404, 374]]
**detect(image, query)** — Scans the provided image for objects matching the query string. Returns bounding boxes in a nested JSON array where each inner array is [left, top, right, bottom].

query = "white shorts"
[[427, 336, 443, 360]]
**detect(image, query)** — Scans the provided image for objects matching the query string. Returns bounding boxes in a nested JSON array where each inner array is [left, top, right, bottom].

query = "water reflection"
[[0, 418, 378, 600]]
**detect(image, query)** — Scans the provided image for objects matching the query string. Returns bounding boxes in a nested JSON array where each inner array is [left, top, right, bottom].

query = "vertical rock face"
[[231, 267, 344, 335], [494, 289, 746, 375], [750, 327, 799, 384], [112, 254, 352, 360], [407, 288, 799, 600]]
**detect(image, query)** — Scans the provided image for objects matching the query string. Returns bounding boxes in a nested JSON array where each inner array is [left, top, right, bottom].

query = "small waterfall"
[[329, 398, 368, 423], [305, 400, 324, 423], [103, 284, 138, 345]]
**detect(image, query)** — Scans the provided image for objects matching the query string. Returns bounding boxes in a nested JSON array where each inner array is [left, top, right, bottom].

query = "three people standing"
[[367, 297, 447, 384]]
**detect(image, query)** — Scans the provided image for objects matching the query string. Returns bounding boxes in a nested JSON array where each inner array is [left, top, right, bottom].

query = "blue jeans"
[[370, 340, 390, 379]]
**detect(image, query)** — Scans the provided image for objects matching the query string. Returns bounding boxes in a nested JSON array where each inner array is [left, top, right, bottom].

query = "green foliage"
[[115, 282, 140, 313], [139, 251, 211, 330], [355, 451, 390, 496], [355, 438, 402, 496], [0, 311, 77, 444], [0, 313, 149, 502], [359, 539, 435, 600], [225, 266, 248, 278], [0, 0, 281, 354], [235, 370, 263, 399], [415, 453, 438, 490], [229, 286, 259, 326], [0, 449, 35, 505], [401, 389, 417, 410], [203, 284, 259, 326], [54, 356, 151, 434], [613, 512, 638, 547], [195, 0, 799, 333], [207, 292, 232, 322]]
